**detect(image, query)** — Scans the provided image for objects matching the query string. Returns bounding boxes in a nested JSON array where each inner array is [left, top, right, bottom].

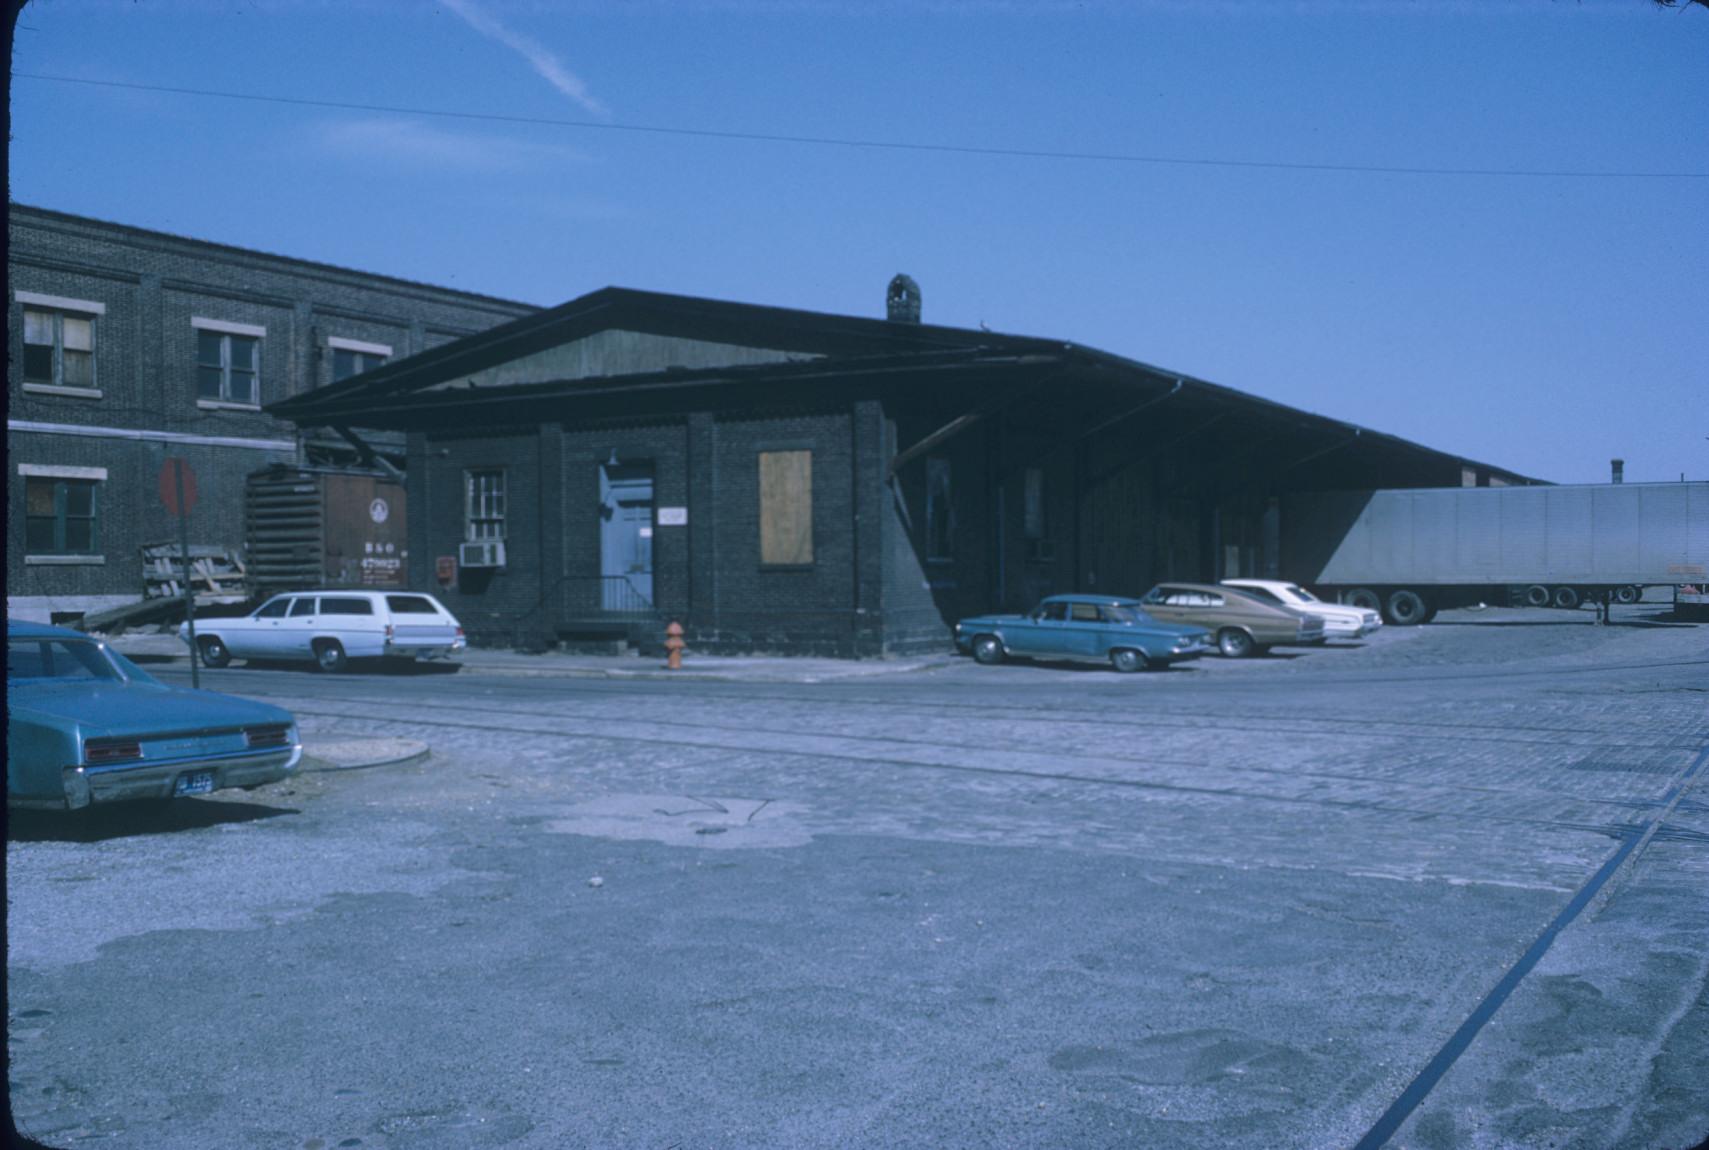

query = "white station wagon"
[[181, 591, 466, 672]]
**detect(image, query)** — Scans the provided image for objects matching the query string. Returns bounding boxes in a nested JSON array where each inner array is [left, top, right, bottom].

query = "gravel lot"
[[8, 603, 1708, 1149]]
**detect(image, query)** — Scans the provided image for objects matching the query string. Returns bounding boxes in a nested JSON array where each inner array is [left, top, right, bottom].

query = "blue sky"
[[10, 0, 1707, 484]]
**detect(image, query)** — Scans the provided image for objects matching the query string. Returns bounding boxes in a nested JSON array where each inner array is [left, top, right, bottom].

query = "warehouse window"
[[330, 338, 393, 382], [23, 307, 97, 392], [926, 457, 954, 562], [759, 450, 813, 566], [23, 473, 101, 555], [196, 329, 260, 406], [466, 469, 507, 541], [1023, 466, 1047, 541]]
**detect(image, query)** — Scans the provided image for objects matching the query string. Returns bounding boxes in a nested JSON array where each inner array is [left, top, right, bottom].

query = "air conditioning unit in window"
[[1025, 539, 1057, 563], [459, 540, 507, 568]]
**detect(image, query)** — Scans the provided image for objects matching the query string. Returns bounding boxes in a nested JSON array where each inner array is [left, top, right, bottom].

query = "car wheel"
[[971, 635, 1005, 666], [313, 639, 349, 673], [1217, 628, 1255, 658], [197, 635, 232, 668], [1110, 648, 1146, 673], [1614, 585, 1641, 605], [1385, 589, 1429, 626], [1552, 586, 1581, 611], [1346, 588, 1381, 612]]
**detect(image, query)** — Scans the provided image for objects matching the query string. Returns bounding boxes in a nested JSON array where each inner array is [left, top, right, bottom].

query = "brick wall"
[[6, 206, 535, 620]]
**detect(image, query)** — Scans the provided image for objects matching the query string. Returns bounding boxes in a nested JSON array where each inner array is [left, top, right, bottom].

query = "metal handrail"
[[561, 575, 656, 620]]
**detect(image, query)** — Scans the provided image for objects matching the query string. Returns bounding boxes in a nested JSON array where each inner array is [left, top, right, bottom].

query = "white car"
[[181, 590, 466, 672], [1220, 579, 1382, 639]]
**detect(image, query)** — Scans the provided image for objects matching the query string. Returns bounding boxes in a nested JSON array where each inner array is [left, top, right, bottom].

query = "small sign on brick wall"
[[657, 507, 688, 526]]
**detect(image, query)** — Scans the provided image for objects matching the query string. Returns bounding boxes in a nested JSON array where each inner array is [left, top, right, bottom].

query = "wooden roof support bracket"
[[332, 425, 405, 481], [889, 412, 984, 476]]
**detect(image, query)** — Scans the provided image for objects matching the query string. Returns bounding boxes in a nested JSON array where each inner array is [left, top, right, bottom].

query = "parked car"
[[8, 619, 302, 810], [1138, 582, 1326, 657], [1221, 579, 1382, 639], [954, 594, 1212, 672], [180, 590, 465, 672]]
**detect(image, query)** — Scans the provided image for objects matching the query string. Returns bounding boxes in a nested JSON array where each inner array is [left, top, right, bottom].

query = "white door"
[[226, 595, 292, 658]]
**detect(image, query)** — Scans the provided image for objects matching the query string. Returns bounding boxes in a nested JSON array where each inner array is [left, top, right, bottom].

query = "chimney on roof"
[[1611, 458, 1624, 485], [886, 274, 921, 324]]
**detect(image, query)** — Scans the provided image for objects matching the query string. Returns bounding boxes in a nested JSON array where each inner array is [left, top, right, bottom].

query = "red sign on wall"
[[436, 556, 457, 587]]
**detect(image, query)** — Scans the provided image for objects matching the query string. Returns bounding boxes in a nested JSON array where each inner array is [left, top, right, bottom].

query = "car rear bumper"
[[25, 746, 304, 810], [384, 639, 466, 660]]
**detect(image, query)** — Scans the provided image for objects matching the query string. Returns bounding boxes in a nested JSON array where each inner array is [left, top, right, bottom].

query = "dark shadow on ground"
[[6, 797, 297, 843], [979, 657, 1205, 675], [224, 658, 462, 675], [1428, 619, 1698, 630]]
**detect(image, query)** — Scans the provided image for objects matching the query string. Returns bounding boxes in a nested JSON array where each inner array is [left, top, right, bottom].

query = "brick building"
[[271, 282, 1536, 656], [6, 205, 536, 623]]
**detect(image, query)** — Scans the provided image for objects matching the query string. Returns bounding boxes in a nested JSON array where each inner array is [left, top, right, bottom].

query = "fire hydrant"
[[664, 621, 686, 670]]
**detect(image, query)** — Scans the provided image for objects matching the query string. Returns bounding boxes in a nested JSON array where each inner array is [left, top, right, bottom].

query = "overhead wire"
[[15, 72, 1709, 181]]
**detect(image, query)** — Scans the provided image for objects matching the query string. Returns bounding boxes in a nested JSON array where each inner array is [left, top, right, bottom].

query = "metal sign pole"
[[175, 460, 200, 690]]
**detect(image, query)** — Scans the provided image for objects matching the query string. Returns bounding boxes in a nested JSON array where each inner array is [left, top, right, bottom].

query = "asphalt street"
[[8, 605, 1709, 1149]]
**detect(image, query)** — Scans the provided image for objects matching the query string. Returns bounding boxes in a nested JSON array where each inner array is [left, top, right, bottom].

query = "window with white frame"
[[193, 319, 263, 406], [330, 338, 392, 383], [22, 306, 98, 391], [465, 469, 507, 540], [22, 468, 103, 555]]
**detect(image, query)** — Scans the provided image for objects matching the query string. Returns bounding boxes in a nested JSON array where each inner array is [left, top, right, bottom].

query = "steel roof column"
[[538, 422, 564, 638], [852, 400, 886, 657], [687, 412, 717, 633]]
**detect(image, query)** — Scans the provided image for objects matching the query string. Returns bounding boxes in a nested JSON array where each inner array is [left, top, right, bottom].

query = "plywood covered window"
[[759, 450, 813, 566], [24, 476, 100, 554]]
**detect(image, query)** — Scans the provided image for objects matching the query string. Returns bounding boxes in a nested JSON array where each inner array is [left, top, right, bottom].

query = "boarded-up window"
[[759, 450, 813, 565]]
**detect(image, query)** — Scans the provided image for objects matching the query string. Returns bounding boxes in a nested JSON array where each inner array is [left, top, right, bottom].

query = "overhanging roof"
[[268, 284, 1542, 486]]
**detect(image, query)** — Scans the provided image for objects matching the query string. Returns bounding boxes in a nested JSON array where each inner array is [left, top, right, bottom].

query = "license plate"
[[174, 771, 215, 797]]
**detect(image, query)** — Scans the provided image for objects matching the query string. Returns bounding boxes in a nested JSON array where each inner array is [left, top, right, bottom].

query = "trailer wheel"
[[1346, 588, 1381, 613], [1614, 585, 1641, 605], [1552, 586, 1581, 611], [1524, 584, 1552, 608], [1385, 589, 1430, 626]]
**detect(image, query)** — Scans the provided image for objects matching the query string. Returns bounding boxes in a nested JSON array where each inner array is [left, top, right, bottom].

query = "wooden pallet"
[[141, 543, 249, 602]]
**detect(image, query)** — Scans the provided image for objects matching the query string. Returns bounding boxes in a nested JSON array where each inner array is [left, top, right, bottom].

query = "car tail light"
[[455, 626, 465, 638], [245, 724, 292, 749], [385, 624, 395, 642], [85, 738, 143, 766]]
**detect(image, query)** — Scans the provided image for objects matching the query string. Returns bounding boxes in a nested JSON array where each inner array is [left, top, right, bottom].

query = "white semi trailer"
[[1279, 481, 1709, 624]]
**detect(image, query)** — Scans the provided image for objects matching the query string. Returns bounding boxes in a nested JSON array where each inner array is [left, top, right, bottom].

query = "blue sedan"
[[7, 620, 302, 811], [954, 595, 1212, 672]]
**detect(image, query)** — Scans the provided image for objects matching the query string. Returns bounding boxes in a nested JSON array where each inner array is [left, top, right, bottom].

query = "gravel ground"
[[8, 603, 1707, 1150]]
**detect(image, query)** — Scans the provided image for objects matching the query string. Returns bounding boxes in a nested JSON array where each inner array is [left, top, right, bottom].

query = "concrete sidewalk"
[[101, 630, 955, 683]]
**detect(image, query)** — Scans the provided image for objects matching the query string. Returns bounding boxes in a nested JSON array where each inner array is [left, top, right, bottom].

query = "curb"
[[467, 656, 960, 683], [299, 740, 432, 773]]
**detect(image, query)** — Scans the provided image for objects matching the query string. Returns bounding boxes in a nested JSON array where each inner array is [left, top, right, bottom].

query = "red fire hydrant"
[[664, 621, 686, 670]]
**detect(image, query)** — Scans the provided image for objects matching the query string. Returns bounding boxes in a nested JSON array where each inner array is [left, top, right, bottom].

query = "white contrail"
[[441, 0, 608, 117]]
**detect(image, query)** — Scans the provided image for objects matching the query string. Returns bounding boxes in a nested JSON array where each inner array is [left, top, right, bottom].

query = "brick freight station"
[[271, 279, 1536, 655]]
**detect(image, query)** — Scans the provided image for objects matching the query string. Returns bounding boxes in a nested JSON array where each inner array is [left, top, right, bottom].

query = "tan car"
[[1138, 582, 1326, 658]]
